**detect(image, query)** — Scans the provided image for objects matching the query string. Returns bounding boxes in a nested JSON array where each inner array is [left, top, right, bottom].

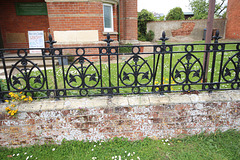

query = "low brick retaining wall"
[[0, 91, 240, 148]]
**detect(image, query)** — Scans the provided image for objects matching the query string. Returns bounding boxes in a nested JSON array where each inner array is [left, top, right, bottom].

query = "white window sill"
[[103, 32, 118, 35]]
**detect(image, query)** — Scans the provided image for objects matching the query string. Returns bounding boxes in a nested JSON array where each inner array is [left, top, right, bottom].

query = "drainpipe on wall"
[[117, 2, 120, 43]]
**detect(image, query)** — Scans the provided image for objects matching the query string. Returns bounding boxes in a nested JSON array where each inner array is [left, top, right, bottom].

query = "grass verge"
[[0, 130, 239, 160]]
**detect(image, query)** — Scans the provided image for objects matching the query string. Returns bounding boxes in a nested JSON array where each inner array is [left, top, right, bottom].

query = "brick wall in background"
[[171, 22, 195, 37], [225, 0, 240, 39], [147, 19, 226, 42], [0, 91, 239, 148], [0, 0, 49, 49]]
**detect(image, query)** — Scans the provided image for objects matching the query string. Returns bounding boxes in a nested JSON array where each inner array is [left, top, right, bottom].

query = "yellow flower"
[[156, 87, 159, 91], [5, 107, 10, 111], [21, 95, 26, 99], [20, 92, 23, 94], [9, 92, 13, 96], [24, 98, 28, 101], [11, 104, 16, 107], [11, 112, 14, 116], [11, 110, 17, 114], [29, 96, 33, 102], [8, 110, 11, 114], [5, 100, 9, 103], [154, 81, 159, 85]]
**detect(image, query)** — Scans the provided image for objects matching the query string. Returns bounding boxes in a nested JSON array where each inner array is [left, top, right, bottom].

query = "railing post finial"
[[46, 29, 57, 48], [213, 30, 222, 44], [103, 33, 114, 46], [159, 31, 169, 45]]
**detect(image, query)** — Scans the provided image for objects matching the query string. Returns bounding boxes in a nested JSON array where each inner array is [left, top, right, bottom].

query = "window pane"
[[104, 5, 112, 28]]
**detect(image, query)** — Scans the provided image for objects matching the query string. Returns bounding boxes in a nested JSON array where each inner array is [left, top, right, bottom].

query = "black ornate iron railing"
[[0, 31, 239, 101]]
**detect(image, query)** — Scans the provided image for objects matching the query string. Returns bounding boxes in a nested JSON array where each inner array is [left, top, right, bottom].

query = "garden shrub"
[[119, 43, 133, 53], [146, 30, 155, 42]]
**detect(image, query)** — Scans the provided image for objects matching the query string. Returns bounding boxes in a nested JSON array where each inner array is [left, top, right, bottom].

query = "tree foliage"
[[166, 7, 185, 20], [189, 0, 208, 19], [138, 9, 156, 40], [189, 0, 227, 19], [214, 0, 227, 17], [156, 16, 165, 21]]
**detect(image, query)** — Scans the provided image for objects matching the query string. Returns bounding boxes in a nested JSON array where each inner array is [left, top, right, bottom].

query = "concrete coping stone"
[[0, 90, 239, 112]]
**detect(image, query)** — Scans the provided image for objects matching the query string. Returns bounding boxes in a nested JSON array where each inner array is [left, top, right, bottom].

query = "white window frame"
[[103, 3, 114, 32]]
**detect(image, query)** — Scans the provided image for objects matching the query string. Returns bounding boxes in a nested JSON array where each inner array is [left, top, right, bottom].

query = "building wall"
[[119, 0, 138, 44], [46, 1, 119, 45], [0, 0, 49, 49], [147, 19, 226, 42], [0, 91, 239, 147], [46, 0, 138, 45], [225, 0, 240, 39], [0, 0, 138, 49]]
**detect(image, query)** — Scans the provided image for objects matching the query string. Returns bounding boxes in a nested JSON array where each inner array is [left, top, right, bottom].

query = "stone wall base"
[[0, 91, 239, 148]]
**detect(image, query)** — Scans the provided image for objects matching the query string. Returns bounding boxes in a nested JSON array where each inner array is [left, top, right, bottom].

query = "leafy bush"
[[166, 7, 184, 20], [68, 55, 75, 63], [138, 9, 155, 40], [65, 53, 74, 63], [119, 43, 132, 53], [146, 30, 155, 42], [138, 33, 147, 41]]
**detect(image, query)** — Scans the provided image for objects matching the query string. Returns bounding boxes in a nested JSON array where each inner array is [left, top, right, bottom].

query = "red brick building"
[[225, 0, 240, 39], [0, 0, 138, 49]]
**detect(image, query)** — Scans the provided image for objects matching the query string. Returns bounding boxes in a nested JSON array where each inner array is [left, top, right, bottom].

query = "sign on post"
[[28, 31, 45, 53]]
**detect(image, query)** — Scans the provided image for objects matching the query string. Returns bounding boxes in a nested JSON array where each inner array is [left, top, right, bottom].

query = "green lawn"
[[0, 130, 239, 160]]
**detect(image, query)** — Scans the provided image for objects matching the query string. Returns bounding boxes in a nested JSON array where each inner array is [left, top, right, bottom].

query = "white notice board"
[[28, 31, 45, 53]]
